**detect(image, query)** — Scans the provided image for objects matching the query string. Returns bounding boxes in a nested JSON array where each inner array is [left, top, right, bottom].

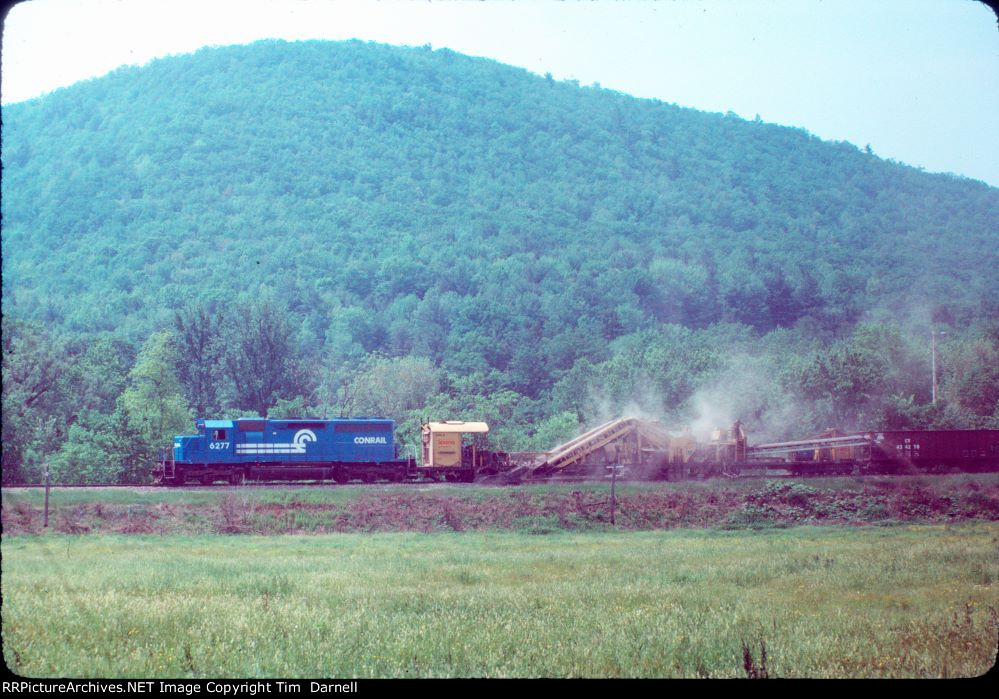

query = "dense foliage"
[[2, 40, 997, 483]]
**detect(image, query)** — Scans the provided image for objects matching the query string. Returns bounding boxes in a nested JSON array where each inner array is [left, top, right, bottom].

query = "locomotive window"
[[212, 429, 227, 440]]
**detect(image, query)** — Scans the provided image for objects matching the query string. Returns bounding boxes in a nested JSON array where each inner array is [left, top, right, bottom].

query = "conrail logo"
[[236, 429, 316, 455], [354, 436, 388, 444]]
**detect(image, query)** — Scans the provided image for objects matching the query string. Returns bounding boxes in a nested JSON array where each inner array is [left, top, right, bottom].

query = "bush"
[[753, 481, 818, 508]]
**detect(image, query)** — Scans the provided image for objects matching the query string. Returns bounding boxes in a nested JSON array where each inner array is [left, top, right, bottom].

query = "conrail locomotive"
[[155, 417, 496, 485], [154, 415, 999, 485]]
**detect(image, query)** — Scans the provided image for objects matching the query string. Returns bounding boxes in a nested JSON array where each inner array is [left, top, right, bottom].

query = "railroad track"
[[2, 480, 491, 491], [3, 469, 972, 492]]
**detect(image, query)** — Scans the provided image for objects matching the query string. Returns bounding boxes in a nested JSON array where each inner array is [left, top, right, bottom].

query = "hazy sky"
[[3, 0, 998, 186]]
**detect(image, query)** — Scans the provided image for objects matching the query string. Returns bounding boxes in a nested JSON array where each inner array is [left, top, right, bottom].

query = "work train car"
[[155, 417, 406, 485], [420, 421, 495, 482]]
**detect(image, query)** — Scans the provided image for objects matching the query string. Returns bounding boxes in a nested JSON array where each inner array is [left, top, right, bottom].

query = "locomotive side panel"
[[327, 419, 396, 463], [232, 419, 395, 465], [160, 417, 401, 484]]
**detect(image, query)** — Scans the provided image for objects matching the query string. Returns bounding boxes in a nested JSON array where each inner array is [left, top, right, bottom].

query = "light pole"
[[931, 329, 947, 405]]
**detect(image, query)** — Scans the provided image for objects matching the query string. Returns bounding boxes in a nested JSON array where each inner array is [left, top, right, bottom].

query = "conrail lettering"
[[354, 436, 387, 444]]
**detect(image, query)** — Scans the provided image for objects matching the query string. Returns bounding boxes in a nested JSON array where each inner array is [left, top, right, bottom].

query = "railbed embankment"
[[3, 474, 998, 535]]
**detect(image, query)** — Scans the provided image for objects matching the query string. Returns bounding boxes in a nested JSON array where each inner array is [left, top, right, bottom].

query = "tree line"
[[4, 298, 996, 485]]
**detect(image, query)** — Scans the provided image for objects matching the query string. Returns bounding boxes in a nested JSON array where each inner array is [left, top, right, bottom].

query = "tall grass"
[[3, 525, 997, 677]]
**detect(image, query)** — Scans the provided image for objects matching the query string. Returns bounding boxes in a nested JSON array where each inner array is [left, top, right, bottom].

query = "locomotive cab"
[[204, 420, 235, 456]]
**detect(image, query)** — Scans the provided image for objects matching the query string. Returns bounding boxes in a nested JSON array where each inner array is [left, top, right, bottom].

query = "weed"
[[741, 639, 772, 678], [214, 494, 255, 534]]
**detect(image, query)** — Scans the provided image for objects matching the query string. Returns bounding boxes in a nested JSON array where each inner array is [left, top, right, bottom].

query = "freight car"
[[838, 429, 998, 475]]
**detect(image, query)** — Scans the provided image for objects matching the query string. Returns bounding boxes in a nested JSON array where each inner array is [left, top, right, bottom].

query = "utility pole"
[[43, 465, 50, 529], [607, 464, 622, 525]]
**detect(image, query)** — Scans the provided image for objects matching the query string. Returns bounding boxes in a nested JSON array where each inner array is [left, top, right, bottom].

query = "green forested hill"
[[3, 39, 998, 483]]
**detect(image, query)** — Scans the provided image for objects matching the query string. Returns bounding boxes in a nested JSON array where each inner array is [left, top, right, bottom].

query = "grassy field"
[[3, 525, 997, 678]]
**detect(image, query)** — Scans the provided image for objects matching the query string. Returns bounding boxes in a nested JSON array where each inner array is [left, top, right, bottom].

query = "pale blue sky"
[[3, 0, 998, 186]]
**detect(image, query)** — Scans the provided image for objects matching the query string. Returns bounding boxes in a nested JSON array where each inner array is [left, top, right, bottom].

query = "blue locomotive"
[[155, 417, 409, 485]]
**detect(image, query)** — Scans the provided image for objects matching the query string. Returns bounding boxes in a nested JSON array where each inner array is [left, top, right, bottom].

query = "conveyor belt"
[[542, 418, 637, 471], [748, 434, 871, 459], [506, 417, 670, 478]]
